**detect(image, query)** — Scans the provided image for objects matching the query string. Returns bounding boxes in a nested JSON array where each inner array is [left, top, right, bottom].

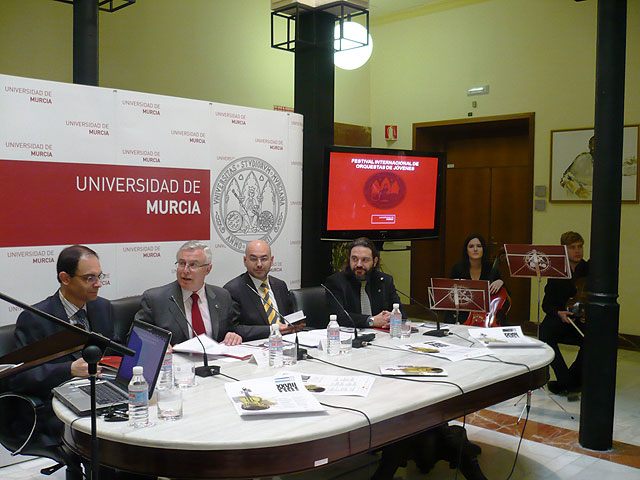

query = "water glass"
[[340, 328, 354, 355], [174, 361, 196, 388], [156, 386, 183, 420], [401, 318, 412, 339], [282, 342, 298, 366]]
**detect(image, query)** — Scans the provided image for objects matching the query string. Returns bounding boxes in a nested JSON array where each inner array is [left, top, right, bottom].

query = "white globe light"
[[334, 22, 373, 70]]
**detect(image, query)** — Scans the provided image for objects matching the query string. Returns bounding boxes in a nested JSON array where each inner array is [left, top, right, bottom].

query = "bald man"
[[223, 240, 296, 341]]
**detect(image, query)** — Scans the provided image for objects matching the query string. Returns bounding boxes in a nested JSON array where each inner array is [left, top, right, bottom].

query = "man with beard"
[[325, 238, 487, 480], [324, 237, 398, 328]]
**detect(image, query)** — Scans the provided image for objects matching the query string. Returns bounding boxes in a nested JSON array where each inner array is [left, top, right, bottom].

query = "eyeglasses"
[[175, 261, 210, 271], [74, 273, 106, 284]]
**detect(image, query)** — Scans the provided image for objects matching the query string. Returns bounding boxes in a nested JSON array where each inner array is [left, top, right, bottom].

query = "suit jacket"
[[543, 259, 589, 320], [135, 281, 240, 345], [324, 270, 403, 328], [223, 272, 294, 341], [10, 292, 114, 400]]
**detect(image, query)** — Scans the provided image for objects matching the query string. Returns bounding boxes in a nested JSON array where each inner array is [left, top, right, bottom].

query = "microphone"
[[320, 284, 375, 348], [395, 288, 449, 337], [244, 283, 307, 360], [169, 296, 219, 377]]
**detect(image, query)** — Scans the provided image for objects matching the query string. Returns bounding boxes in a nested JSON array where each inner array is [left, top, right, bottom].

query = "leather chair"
[[289, 287, 328, 329], [0, 323, 76, 477], [111, 295, 142, 342]]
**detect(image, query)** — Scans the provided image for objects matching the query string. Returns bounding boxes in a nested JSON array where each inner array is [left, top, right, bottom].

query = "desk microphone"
[[169, 296, 219, 377], [244, 283, 307, 360], [394, 288, 449, 337], [320, 284, 375, 348]]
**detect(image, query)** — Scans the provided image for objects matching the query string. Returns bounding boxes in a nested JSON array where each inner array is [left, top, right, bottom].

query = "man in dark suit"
[[10, 245, 114, 479], [324, 237, 398, 328], [136, 241, 242, 346], [223, 240, 296, 341]]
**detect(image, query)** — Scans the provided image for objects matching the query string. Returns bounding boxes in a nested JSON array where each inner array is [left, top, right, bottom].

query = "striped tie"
[[73, 309, 90, 331], [360, 281, 372, 316], [260, 281, 278, 324]]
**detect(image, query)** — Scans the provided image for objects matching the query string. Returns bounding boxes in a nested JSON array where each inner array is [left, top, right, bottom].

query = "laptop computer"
[[53, 319, 172, 416]]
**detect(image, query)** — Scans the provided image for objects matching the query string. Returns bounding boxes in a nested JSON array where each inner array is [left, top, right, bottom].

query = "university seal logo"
[[363, 172, 406, 209], [211, 157, 288, 252]]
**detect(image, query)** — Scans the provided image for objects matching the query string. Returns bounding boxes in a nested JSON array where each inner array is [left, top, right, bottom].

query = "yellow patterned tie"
[[260, 281, 277, 324]]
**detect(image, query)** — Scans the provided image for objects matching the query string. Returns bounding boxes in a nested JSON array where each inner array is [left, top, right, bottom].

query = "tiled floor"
[[2, 346, 639, 479]]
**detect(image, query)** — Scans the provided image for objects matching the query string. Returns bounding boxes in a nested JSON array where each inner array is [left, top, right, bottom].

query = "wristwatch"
[[367, 316, 374, 327]]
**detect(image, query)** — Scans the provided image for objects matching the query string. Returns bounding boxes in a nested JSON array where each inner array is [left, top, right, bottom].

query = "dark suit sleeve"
[[135, 291, 155, 325], [216, 288, 242, 342], [11, 310, 74, 398], [223, 278, 270, 342]]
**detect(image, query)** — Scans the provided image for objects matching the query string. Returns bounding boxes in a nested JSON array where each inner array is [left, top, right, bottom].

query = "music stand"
[[504, 244, 571, 338], [428, 278, 490, 325], [502, 245, 575, 420], [0, 291, 134, 480]]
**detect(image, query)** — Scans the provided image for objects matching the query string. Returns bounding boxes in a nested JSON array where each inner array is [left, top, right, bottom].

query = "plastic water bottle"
[[157, 347, 173, 388], [128, 366, 149, 428], [390, 303, 402, 339], [327, 314, 340, 356], [269, 323, 283, 367]]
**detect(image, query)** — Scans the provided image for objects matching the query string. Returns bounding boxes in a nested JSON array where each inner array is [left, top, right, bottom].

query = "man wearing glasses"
[[10, 245, 114, 477], [136, 240, 242, 345]]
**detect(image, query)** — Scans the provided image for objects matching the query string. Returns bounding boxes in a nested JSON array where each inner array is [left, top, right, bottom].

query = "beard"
[[347, 264, 372, 281]]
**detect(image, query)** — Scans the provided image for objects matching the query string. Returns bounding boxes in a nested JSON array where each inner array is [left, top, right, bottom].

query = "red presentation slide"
[[0, 160, 210, 247], [326, 152, 439, 231]]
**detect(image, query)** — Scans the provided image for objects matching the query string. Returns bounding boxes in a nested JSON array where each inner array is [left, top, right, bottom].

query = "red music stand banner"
[[428, 278, 489, 313], [504, 244, 571, 279]]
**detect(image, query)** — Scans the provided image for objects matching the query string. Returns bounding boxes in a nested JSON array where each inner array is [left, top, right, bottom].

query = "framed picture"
[[549, 125, 639, 203]]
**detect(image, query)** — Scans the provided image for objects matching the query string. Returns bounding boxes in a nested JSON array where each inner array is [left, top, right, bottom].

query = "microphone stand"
[[395, 288, 449, 337], [320, 284, 375, 348], [0, 291, 134, 480], [169, 296, 219, 377], [244, 284, 306, 360]]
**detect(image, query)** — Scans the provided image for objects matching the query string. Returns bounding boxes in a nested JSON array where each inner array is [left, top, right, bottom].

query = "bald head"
[[244, 240, 273, 281]]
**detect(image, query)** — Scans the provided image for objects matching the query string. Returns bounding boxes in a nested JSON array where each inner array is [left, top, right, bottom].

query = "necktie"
[[74, 309, 90, 331], [190, 293, 206, 336], [260, 281, 278, 324], [360, 281, 372, 316]]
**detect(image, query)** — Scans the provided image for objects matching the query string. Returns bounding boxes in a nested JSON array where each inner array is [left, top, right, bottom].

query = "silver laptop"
[[53, 319, 171, 416]]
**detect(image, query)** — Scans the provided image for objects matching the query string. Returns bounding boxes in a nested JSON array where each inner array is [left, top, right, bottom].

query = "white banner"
[[0, 73, 303, 324]]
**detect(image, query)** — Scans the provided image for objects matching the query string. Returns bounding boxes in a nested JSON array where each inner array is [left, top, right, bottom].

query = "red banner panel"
[[0, 160, 210, 247]]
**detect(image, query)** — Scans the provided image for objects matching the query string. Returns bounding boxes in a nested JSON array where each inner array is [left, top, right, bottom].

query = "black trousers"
[[539, 314, 583, 388]]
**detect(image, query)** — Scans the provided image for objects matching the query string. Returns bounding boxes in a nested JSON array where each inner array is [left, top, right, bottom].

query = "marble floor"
[[2, 345, 638, 479]]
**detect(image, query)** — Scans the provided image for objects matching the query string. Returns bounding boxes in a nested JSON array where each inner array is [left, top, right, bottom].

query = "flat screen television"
[[321, 146, 445, 241]]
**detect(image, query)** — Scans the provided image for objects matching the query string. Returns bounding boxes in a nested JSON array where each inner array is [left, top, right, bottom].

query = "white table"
[[54, 324, 553, 478]]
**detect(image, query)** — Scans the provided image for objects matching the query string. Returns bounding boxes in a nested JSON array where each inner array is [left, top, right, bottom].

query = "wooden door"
[[411, 114, 534, 329]]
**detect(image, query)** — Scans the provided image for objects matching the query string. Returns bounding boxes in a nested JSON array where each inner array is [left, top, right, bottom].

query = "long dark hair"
[[460, 234, 488, 270]]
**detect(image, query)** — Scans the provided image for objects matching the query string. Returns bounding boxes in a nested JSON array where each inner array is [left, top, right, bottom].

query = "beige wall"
[[367, 0, 639, 335], [1, 0, 638, 334]]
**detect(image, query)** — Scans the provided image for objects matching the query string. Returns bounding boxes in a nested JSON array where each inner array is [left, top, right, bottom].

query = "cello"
[[464, 248, 511, 328]]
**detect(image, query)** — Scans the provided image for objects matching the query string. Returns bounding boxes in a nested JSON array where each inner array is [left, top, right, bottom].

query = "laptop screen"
[[115, 321, 171, 394]]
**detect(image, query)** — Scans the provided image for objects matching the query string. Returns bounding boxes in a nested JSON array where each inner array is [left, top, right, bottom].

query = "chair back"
[[289, 287, 328, 329], [0, 324, 15, 356], [111, 295, 142, 342]]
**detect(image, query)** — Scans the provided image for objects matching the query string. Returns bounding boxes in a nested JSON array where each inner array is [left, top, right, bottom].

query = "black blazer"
[[223, 272, 293, 341], [324, 270, 403, 328], [11, 292, 114, 399], [542, 259, 589, 320]]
